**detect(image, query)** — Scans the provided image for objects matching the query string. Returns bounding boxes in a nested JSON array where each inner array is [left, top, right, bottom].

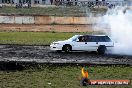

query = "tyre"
[[56, 50, 62, 53], [63, 45, 72, 53], [97, 45, 106, 54]]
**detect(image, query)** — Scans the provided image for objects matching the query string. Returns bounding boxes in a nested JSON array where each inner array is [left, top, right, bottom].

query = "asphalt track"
[[0, 45, 132, 65]]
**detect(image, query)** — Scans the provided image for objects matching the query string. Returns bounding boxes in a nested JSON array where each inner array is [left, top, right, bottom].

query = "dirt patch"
[[0, 24, 97, 32]]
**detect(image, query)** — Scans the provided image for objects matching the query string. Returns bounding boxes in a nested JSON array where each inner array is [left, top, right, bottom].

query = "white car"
[[50, 35, 114, 54]]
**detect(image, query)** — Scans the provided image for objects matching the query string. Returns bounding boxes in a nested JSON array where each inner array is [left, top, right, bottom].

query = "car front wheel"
[[63, 45, 72, 53]]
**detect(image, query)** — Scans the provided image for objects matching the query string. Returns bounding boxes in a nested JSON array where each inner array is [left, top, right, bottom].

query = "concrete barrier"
[[54, 17, 74, 24], [14, 16, 23, 24], [73, 17, 100, 24], [0, 16, 14, 23], [14, 16, 34, 24], [0, 15, 99, 25], [22, 16, 34, 24], [34, 16, 54, 24]]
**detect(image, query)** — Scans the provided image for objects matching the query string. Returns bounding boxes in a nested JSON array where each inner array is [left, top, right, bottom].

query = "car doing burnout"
[[50, 35, 114, 54]]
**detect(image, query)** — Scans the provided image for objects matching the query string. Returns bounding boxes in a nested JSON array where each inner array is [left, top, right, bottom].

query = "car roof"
[[75, 35, 109, 37], [82, 35, 108, 37]]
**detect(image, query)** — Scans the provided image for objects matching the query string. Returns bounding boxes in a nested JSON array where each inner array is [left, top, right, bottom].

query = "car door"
[[72, 36, 89, 51], [84, 36, 99, 51]]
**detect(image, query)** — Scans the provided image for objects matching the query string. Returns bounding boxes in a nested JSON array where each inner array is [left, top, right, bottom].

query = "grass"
[[0, 31, 104, 45], [0, 65, 131, 88], [0, 6, 107, 16]]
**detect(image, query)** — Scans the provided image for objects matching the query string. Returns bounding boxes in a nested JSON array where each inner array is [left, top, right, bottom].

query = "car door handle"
[[85, 42, 87, 44], [96, 42, 98, 44]]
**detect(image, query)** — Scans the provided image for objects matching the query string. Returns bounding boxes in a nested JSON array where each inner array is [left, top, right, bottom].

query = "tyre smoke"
[[95, 7, 132, 55]]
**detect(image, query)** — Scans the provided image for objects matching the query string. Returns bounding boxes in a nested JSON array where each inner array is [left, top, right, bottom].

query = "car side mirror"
[[76, 39, 79, 42]]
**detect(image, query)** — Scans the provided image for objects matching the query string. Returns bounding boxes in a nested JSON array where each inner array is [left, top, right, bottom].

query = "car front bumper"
[[50, 44, 63, 51]]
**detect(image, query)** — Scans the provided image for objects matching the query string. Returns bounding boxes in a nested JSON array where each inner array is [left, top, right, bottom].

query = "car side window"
[[86, 36, 96, 42], [78, 36, 111, 42], [92, 36, 97, 42], [98, 36, 106, 42], [98, 36, 111, 42], [98, 37, 103, 42], [86, 36, 91, 42], [104, 36, 111, 42], [78, 36, 86, 42]]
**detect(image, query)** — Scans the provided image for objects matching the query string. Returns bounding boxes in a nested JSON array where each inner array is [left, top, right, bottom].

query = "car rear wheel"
[[97, 45, 106, 54], [63, 45, 72, 53]]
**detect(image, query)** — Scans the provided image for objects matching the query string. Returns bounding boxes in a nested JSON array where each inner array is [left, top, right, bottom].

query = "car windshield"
[[68, 35, 80, 41]]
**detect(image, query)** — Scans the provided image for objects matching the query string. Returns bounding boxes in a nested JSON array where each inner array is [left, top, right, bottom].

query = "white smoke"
[[95, 7, 132, 55]]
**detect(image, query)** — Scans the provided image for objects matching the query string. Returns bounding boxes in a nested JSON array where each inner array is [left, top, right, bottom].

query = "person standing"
[[50, 0, 53, 5]]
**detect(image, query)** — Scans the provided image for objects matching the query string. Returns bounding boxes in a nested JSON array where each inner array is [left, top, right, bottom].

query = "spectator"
[[20, 3, 22, 8], [23, 3, 28, 8], [15, 3, 18, 8], [50, 0, 53, 5], [0, 4, 3, 8], [43, 0, 46, 4], [55, 0, 60, 6], [28, 2, 31, 8]]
